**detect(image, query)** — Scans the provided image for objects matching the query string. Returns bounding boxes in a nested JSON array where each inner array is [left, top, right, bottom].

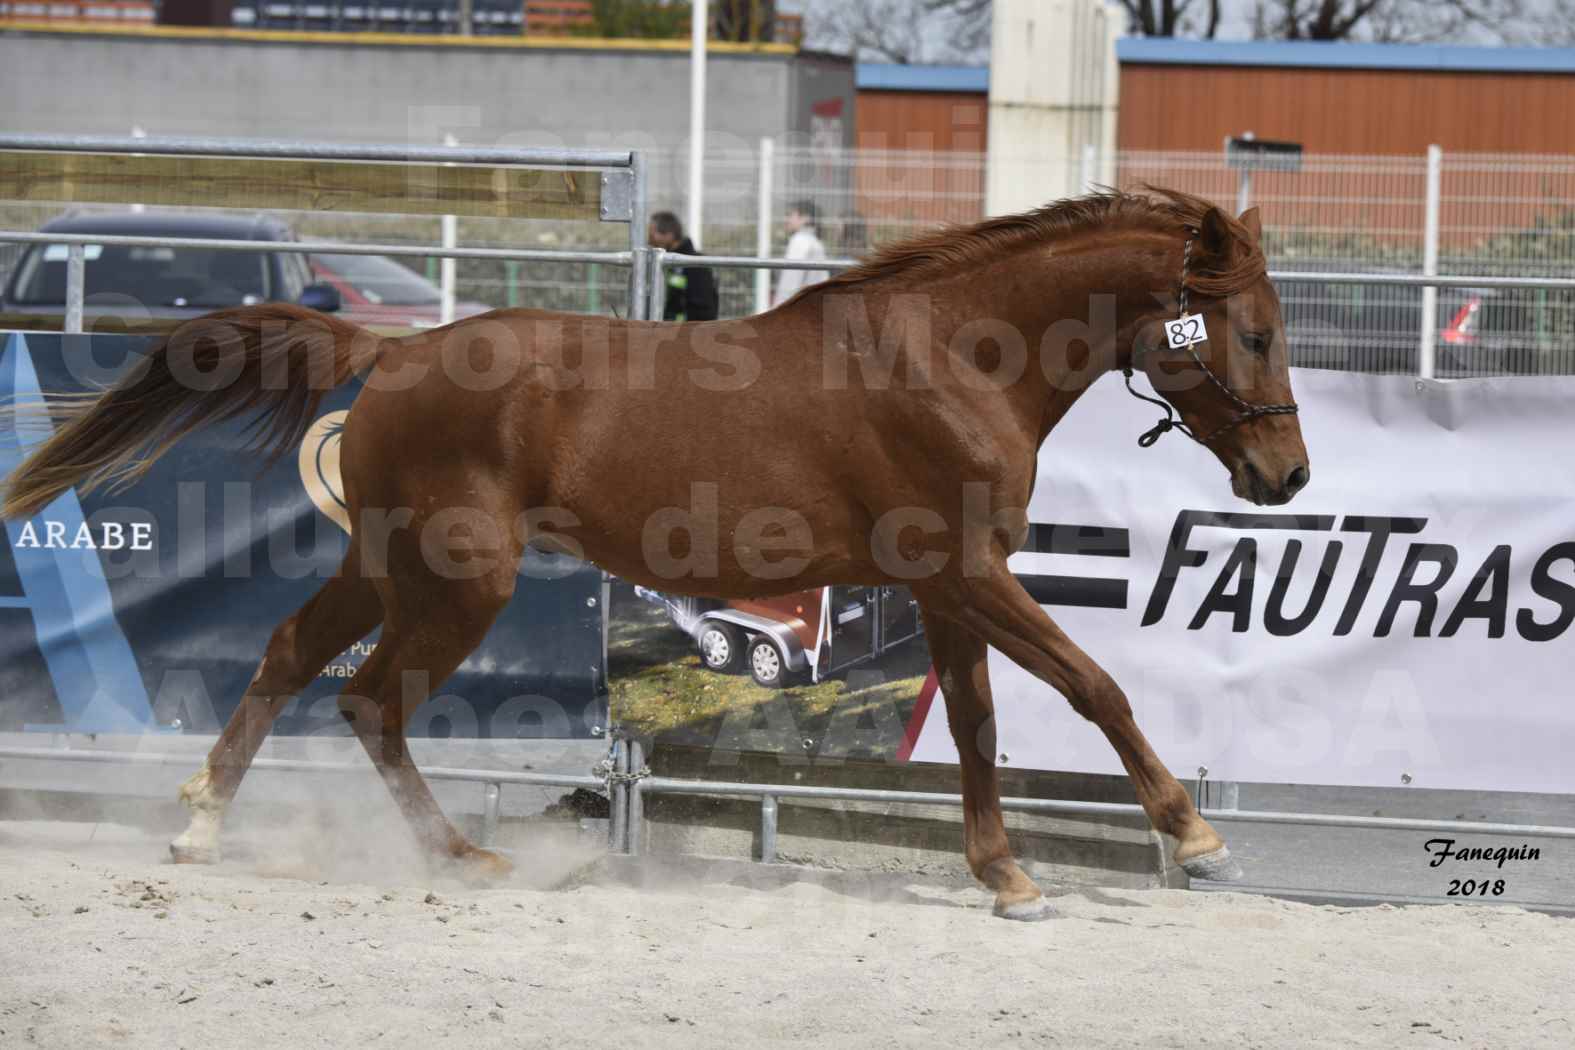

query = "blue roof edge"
[[1116, 38, 1575, 75], [855, 63, 989, 92], [857, 43, 1575, 90]]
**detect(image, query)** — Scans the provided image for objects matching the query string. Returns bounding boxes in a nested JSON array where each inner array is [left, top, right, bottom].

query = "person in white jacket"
[[772, 200, 830, 307]]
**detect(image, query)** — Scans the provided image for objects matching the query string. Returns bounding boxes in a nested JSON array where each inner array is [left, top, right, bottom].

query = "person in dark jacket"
[[647, 211, 720, 322]]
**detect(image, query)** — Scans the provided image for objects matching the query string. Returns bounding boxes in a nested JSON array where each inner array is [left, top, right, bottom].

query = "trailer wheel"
[[697, 622, 744, 674], [747, 636, 787, 689]]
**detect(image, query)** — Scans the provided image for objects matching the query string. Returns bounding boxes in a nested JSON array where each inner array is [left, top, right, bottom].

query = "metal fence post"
[[64, 243, 85, 335], [607, 737, 628, 852], [1233, 131, 1255, 214], [755, 136, 775, 314], [440, 213, 457, 325], [628, 150, 650, 320], [647, 248, 667, 322], [1080, 142, 1098, 194], [760, 793, 778, 863], [504, 259, 520, 309], [628, 247, 649, 323], [1419, 143, 1443, 380], [480, 781, 502, 847], [627, 738, 645, 857], [688, 0, 709, 247], [440, 134, 458, 326]]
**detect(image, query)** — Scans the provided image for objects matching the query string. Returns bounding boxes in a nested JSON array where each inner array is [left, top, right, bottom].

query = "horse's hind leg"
[[172, 547, 384, 863], [333, 562, 518, 881], [928, 560, 1239, 887], [919, 606, 1052, 922]]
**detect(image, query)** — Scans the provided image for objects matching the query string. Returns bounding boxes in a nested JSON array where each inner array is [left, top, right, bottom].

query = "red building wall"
[[854, 89, 988, 153], [1118, 63, 1575, 154]]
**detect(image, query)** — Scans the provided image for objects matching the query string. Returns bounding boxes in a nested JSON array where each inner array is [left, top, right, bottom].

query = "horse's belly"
[[552, 488, 869, 597]]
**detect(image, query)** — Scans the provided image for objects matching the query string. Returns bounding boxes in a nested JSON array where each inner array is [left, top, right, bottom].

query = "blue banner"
[[0, 332, 608, 739]]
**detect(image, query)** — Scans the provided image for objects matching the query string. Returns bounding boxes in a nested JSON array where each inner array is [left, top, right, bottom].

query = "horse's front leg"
[[918, 605, 1053, 921], [925, 559, 1242, 884]]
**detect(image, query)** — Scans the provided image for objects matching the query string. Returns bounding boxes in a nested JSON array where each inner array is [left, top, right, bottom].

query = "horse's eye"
[[1244, 333, 1271, 356]]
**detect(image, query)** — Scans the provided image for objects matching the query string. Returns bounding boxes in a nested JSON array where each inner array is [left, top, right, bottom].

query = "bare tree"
[[804, 0, 921, 61], [927, 0, 993, 57], [1120, 0, 1223, 38], [806, 0, 1544, 54], [802, 0, 992, 63], [1490, 0, 1575, 43], [1247, 0, 1525, 41]]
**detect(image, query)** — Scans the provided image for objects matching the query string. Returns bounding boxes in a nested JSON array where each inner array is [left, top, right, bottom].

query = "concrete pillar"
[[986, 0, 1122, 216]]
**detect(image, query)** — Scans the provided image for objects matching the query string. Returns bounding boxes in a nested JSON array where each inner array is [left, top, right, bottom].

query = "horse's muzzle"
[[1236, 461, 1310, 506]]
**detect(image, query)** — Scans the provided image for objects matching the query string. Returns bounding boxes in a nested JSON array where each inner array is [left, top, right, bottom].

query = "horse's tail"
[[2, 304, 385, 521]]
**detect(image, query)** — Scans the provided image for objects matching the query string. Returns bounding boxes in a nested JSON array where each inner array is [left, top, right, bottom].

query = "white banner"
[[906, 369, 1575, 795]]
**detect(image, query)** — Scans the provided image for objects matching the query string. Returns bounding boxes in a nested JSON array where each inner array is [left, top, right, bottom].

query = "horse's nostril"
[[1284, 465, 1310, 495]]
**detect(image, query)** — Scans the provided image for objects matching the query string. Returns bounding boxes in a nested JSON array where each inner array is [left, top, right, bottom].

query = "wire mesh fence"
[[3, 144, 1574, 375], [634, 144, 1575, 374]]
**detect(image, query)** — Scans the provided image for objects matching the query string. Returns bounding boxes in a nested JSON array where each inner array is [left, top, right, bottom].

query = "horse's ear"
[[1198, 206, 1234, 257], [1239, 206, 1262, 242]]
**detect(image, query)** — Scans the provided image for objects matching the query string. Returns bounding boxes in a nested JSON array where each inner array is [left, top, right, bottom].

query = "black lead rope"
[[1124, 369, 1194, 447], [1122, 228, 1299, 448]]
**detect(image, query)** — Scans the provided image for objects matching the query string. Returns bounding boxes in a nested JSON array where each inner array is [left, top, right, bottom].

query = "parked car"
[[636, 585, 924, 689], [310, 250, 441, 325], [309, 250, 479, 329], [1440, 287, 1575, 375], [1274, 270, 1426, 374], [1275, 269, 1575, 376], [0, 211, 487, 331]]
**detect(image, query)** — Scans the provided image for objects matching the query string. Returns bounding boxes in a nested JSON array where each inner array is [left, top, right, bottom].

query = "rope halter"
[[1122, 229, 1299, 448]]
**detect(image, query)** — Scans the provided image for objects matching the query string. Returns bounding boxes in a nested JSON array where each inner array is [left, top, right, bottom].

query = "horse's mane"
[[822, 187, 1266, 299]]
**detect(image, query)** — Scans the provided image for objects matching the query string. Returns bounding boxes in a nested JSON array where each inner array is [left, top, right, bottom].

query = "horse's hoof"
[[1179, 845, 1243, 882], [455, 848, 515, 884], [170, 843, 220, 865], [993, 894, 1056, 922]]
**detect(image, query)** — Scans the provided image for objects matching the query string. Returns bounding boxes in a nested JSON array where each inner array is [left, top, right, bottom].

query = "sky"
[[774, 0, 1568, 62]]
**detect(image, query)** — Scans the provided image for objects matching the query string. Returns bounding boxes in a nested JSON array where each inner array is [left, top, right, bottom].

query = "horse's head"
[[1130, 204, 1309, 507]]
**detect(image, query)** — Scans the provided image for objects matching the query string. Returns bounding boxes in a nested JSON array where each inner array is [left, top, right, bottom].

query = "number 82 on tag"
[[1165, 313, 1208, 350]]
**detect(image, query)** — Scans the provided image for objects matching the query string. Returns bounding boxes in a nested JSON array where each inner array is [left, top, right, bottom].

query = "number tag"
[[1165, 313, 1208, 350]]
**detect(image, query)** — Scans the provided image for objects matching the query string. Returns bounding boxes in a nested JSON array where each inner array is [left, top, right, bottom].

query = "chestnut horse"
[[2, 190, 1308, 920]]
